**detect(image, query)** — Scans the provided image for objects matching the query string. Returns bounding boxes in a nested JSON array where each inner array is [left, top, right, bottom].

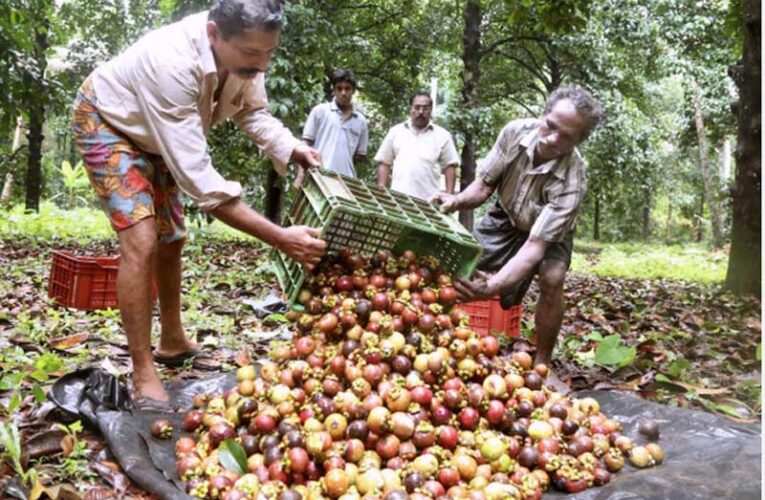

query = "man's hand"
[[454, 270, 495, 302], [429, 192, 460, 214], [277, 225, 326, 270], [291, 144, 322, 169]]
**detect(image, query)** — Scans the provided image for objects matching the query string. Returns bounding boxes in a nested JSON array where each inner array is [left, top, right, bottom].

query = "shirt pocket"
[[418, 143, 440, 167], [344, 127, 361, 144]]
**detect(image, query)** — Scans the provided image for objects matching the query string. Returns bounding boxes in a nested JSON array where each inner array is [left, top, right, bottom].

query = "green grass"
[[571, 240, 728, 283], [1, 204, 729, 284], [0, 202, 249, 243]]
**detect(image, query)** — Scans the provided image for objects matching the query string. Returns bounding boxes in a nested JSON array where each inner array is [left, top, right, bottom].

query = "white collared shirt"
[[302, 99, 369, 177], [89, 11, 300, 211], [374, 120, 460, 200]]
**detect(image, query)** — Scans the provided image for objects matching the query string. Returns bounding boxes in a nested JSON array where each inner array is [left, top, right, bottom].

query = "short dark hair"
[[409, 91, 432, 107], [545, 84, 604, 139], [209, 0, 284, 39], [330, 68, 357, 89]]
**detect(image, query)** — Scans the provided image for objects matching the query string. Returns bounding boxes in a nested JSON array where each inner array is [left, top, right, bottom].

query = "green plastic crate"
[[271, 169, 483, 307]]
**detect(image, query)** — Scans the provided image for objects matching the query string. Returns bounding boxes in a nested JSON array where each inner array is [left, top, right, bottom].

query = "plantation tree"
[[0, 1, 57, 212], [726, 0, 760, 296], [655, 0, 738, 245]]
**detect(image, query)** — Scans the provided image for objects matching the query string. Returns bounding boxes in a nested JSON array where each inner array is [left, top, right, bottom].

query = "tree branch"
[[479, 35, 546, 58]]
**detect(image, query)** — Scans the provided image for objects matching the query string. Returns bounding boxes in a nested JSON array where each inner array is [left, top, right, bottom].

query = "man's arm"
[[355, 120, 369, 168], [430, 177, 494, 213], [444, 165, 457, 194], [377, 162, 391, 188], [455, 236, 547, 301], [353, 154, 367, 166], [210, 198, 325, 269]]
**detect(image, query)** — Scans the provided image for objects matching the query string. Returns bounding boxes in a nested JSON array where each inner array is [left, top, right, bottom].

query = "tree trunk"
[[0, 116, 24, 204], [666, 200, 672, 241], [641, 185, 651, 241], [726, 0, 761, 296], [264, 167, 284, 224], [458, 0, 481, 231], [691, 80, 724, 247], [593, 189, 600, 240], [721, 136, 732, 181], [23, 14, 50, 212]]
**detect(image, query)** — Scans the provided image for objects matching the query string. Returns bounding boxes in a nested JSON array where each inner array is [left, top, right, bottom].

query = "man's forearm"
[[487, 238, 547, 296], [210, 198, 284, 249], [377, 162, 390, 187], [444, 166, 457, 194], [453, 177, 494, 210]]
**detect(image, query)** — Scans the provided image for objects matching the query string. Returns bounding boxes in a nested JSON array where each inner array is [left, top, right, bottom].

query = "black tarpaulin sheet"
[[49, 370, 762, 499]]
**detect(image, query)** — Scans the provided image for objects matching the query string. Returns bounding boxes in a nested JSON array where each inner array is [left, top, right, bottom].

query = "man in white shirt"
[[375, 92, 460, 200], [297, 68, 368, 185], [71, 0, 326, 406]]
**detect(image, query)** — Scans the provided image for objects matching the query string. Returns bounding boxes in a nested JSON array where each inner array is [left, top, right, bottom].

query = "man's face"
[[536, 99, 589, 161], [333, 81, 355, 108], [207, 22, 280, 79], [409, 95, 433, 128]]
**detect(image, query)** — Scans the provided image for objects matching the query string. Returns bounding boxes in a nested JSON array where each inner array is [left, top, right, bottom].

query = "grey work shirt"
[[302, 99, 369, 177], [478, 118, 587, 243]]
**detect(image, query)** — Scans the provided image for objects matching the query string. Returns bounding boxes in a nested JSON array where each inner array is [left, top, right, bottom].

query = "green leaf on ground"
[[594, 334, 636, 369], [263, 313, 289, 325], [218, 439, 247, 475]]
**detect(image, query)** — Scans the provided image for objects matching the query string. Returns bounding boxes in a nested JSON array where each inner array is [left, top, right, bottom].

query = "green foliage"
[[53, 420, 96, 482], [218, 439, 247, 476], [48, 159, 91, 208], [571, 240, 727, 282], [0, 422, 40, 488], [593, 333, 637, 369]]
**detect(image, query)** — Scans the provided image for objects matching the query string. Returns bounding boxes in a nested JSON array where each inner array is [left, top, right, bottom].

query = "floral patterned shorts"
[[71, 78, 186, 243]]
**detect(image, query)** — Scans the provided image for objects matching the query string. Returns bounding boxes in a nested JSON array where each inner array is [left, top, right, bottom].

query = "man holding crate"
[[71, 0, 326, 407], [431, 85, 603, 391]]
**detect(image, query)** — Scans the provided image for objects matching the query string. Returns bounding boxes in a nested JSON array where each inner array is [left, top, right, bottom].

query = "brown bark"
[[0, 117, 24, 204], [642, 185, 651, 241], [725, 0, 761, 296], [691, 80, 724, 247], [23, 15, 49, 212], [458, 0, 481, 231], [593, 188, 600, 241]]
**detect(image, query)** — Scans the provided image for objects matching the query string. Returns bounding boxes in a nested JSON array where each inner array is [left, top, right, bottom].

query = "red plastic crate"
[[48, 251, 120, 310], [48, 251, 158, 310], [461, 298, 522, 337]]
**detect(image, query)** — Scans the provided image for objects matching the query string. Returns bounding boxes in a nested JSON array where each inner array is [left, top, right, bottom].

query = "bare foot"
[[132, 369, 169, 402], [155, 336, 199, 359], [544, 370, 571, 395]]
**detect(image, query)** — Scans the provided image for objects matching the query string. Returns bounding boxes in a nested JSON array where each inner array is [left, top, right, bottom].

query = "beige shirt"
[[90, 11, 300, 211], [374, 120, 460, 200], [478, 118, 587, 243]]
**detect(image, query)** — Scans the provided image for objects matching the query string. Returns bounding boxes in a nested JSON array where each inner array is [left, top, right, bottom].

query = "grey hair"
[[545, 84, 604, 139], [208, 0, 285, 39]]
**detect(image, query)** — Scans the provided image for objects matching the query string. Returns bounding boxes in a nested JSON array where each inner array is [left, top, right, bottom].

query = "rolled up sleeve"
[[529, 161, 587, 242], [478, 124, 519, 187], [439, 134, 460, 171], [135, 65, 241, 212], [232, 75, 300, 176], [373, 129, 396, 164]]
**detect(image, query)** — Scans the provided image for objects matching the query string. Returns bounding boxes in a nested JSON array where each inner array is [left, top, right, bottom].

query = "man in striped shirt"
[[431, 85, 603, 391]]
